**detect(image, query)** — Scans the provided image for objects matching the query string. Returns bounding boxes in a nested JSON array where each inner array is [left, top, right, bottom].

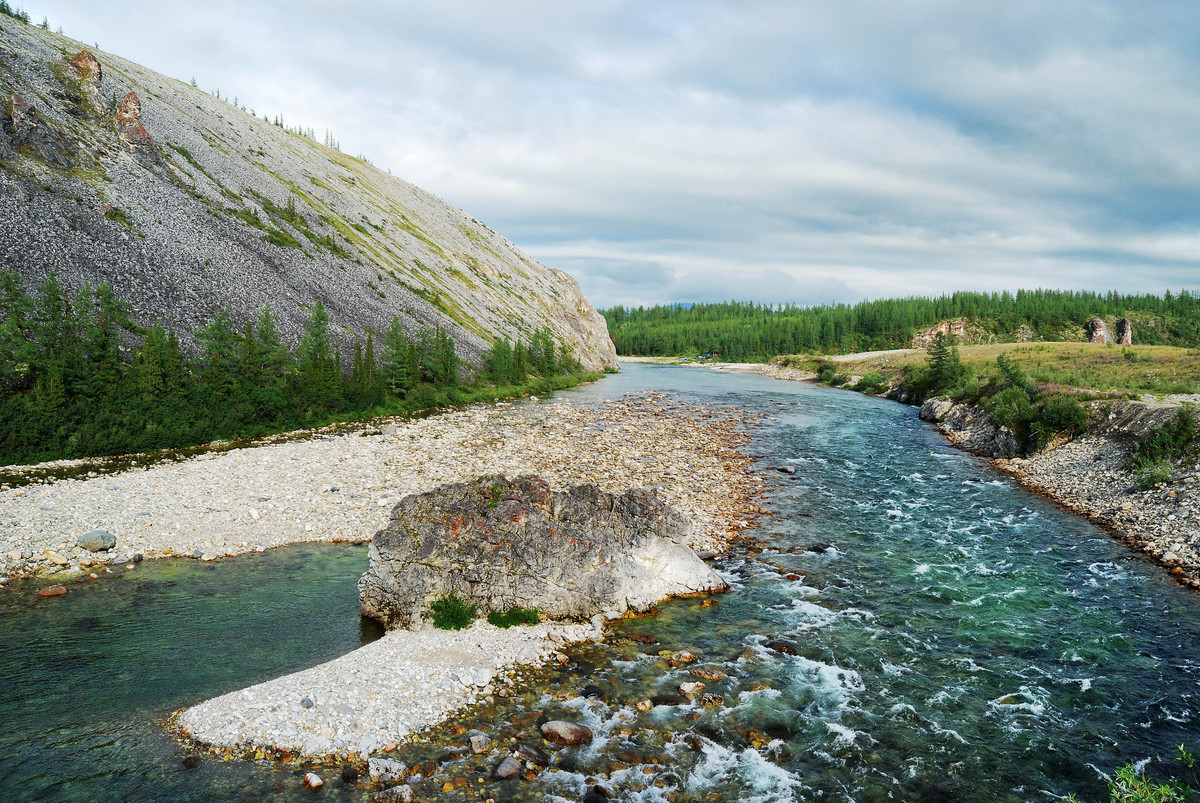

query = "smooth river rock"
[[76, 530, 116, 552], [540, 720, 594, 745], [359, 474, 728, 630]]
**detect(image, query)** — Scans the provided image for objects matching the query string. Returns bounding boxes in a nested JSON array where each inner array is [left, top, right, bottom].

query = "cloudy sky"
[[38, 1, 1200, 309]]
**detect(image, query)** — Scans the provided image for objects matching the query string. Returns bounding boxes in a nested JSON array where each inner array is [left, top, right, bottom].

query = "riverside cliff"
[[0, 20, 617, 370]]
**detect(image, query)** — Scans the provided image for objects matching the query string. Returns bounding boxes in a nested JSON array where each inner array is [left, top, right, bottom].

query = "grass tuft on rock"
[[487, 607, 540, 628], [429, 593, 477, 630]]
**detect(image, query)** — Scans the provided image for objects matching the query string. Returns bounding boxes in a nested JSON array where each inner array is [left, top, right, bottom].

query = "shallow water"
[[3, 363, 1199, 801]]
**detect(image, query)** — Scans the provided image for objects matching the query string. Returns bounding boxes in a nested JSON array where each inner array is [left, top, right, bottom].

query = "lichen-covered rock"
[[8, 94, 74, 168], [76, 530, 116, 552], [114, 92, 164, 169], [358, 475, 727, 630]]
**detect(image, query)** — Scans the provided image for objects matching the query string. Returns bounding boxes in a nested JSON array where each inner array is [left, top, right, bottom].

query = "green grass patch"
[[487, 607, 540, 628], [429, 593, 477, 630]]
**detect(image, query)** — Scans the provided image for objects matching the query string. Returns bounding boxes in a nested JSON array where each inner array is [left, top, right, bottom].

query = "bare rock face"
[[920, 397, 1022, 458], [1116, 317, 1134, 345], [1087, 317, 1111, 344], [67, 50, 107, 115], [114, 92, 164, 168], [8, 94, 74, 168], [358, 475, 727, 630]]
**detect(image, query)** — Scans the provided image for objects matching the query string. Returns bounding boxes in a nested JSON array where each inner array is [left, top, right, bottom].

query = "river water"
[[3, 363, 1199, 801]]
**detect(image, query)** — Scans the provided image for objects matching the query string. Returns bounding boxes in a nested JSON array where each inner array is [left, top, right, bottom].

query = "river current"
[[3, 363, 1199, 801]]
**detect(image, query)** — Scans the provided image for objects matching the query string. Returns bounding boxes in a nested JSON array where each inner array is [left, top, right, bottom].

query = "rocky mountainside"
[[0, 20, 617, 371]]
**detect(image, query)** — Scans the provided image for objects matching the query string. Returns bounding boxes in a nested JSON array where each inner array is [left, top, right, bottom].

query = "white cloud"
[[38, 0, 1200, 307]]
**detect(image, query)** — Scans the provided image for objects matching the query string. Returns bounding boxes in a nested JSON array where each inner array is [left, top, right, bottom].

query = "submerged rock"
[[540, 720, 593, 745], [374, 785, 415, 803], [36, 585, 67, 598], [359, 475, 728, 630], [492, 756, 522, 779], [368, 757, 407, 784]]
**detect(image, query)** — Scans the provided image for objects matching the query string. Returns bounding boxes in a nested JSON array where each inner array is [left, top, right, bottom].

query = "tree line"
[[602, 290, 1200, 360], [0, 271, 584, 466]]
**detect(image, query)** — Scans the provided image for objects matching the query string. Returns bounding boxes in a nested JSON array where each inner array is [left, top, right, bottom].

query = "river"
[[2, 363, 1199, 801]]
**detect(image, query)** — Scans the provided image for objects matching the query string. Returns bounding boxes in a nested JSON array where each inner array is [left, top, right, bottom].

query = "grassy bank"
[[777, 342, 1200, 398]]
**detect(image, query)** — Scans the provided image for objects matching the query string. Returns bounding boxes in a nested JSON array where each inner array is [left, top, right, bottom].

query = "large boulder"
[[359, 475, 728, 630]]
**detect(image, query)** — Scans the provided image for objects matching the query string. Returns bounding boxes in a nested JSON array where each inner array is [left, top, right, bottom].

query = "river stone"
[[540, 720, 594, 745], [359, 475, 728, 630], [492, 756, 522, 780], [513, 741, 551, 766], [368, 757, 408, 783], [77, 530, 116, 552], [470, 733, 490, 754], [374, 785, 415, 803], [303, 772, 323, 789], [37, 585, 67, 597]]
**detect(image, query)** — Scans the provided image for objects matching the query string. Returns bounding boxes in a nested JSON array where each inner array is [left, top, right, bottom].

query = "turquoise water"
[[3, 363, 1200, 801]]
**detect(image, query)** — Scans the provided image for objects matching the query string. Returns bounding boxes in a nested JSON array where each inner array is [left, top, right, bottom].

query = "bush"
[[1030, 395, 1088, 448], [816, 361, 836, 382], [853, 371, 886, 395], [429, 592, 477, 630], [1135, 458, 1176, 491], [986, 386, 1034, 431], [487, 607, 540, 628], [830, 373, 850, 387], [1132, 407, 1198, 468]]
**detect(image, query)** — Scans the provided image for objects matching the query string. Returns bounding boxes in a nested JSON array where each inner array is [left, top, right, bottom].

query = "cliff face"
[[0, 22, 617, 371]]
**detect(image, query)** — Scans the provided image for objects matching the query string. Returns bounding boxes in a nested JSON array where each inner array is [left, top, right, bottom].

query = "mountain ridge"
[[0, 19, 617, 371]]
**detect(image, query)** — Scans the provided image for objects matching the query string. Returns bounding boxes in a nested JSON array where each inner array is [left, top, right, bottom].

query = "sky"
[[34, 1, 1200, 309]]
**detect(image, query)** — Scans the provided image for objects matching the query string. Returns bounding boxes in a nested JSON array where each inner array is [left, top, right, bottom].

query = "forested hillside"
[[602, 291, 1200, 360]]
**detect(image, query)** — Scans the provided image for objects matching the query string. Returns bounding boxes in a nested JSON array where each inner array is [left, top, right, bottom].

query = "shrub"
[[1031, 395, 1088, 448], [1132, 407, 1199, 468], [1135, 458, 1175, 491], [830, 373, 850, 387], [816, 361, 836, 382], [487, 607, 540, 628], [985, 386, 1034, 431], [429, 592, 477, 630], [853, 371, 886, 395]]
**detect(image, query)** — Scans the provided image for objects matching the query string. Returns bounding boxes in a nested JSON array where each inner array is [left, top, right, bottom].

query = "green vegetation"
[[103, 206, 139, 235], [787, 342, 1200, 399], [0, 1, 31, 23], [1067, 746, 1200, 802], [0, 271, 598, 466], [602, 291, 1200, 361], [1126, 407, 1199, 490], [429, 593, 477, 630], [486, 607, 540, 628]]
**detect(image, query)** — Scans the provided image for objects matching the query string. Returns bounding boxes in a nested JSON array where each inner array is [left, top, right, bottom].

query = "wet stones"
[[374, 784, 415, 802], [513, 741, 551, 766], [36, 585, 67, 597], [540, 720, 594, 745], [302, 772, 323, 789], [368, 757, 408, 784], [469, 733, 490, 754], [492, 756, 521, 779]]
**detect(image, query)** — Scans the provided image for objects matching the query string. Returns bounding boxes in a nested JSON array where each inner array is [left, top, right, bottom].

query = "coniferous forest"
[[602, 290, 1200, 360], [0, 271, 588, 466]]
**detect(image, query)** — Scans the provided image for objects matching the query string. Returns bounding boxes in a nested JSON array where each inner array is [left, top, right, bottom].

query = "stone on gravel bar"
[[368, 757, 408, 783], [76, 530, 116, 552], [359, 474, 728, 630], [303, 772, 323, 789], [492, 756, 522, 780]]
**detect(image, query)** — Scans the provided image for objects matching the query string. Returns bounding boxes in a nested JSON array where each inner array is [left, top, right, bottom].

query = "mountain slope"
[[0, 19, 617, 371]]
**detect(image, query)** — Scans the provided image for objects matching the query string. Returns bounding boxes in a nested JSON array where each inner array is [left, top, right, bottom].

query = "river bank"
[[0, 391, 764, 582]]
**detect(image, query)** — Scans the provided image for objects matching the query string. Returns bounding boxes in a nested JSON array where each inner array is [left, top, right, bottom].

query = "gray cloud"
[[40, 0, 1200, 307]]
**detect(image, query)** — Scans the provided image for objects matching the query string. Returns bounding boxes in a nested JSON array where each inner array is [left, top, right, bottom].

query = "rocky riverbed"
[[177, 618, 603, 760], [0, 391, 764, 583], [995, 437, 1200, 589]]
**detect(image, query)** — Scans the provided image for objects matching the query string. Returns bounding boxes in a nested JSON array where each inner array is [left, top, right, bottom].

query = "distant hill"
[[601, 291, 1200, 361], [0, 18, 617, 371]]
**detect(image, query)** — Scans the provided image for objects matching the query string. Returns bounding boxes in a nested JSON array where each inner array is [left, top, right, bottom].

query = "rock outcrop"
[[113, 91, 163, 168], [0, 22, 617, 372], [919, 397, 1022, 458], [359, 475, 727, 630]]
